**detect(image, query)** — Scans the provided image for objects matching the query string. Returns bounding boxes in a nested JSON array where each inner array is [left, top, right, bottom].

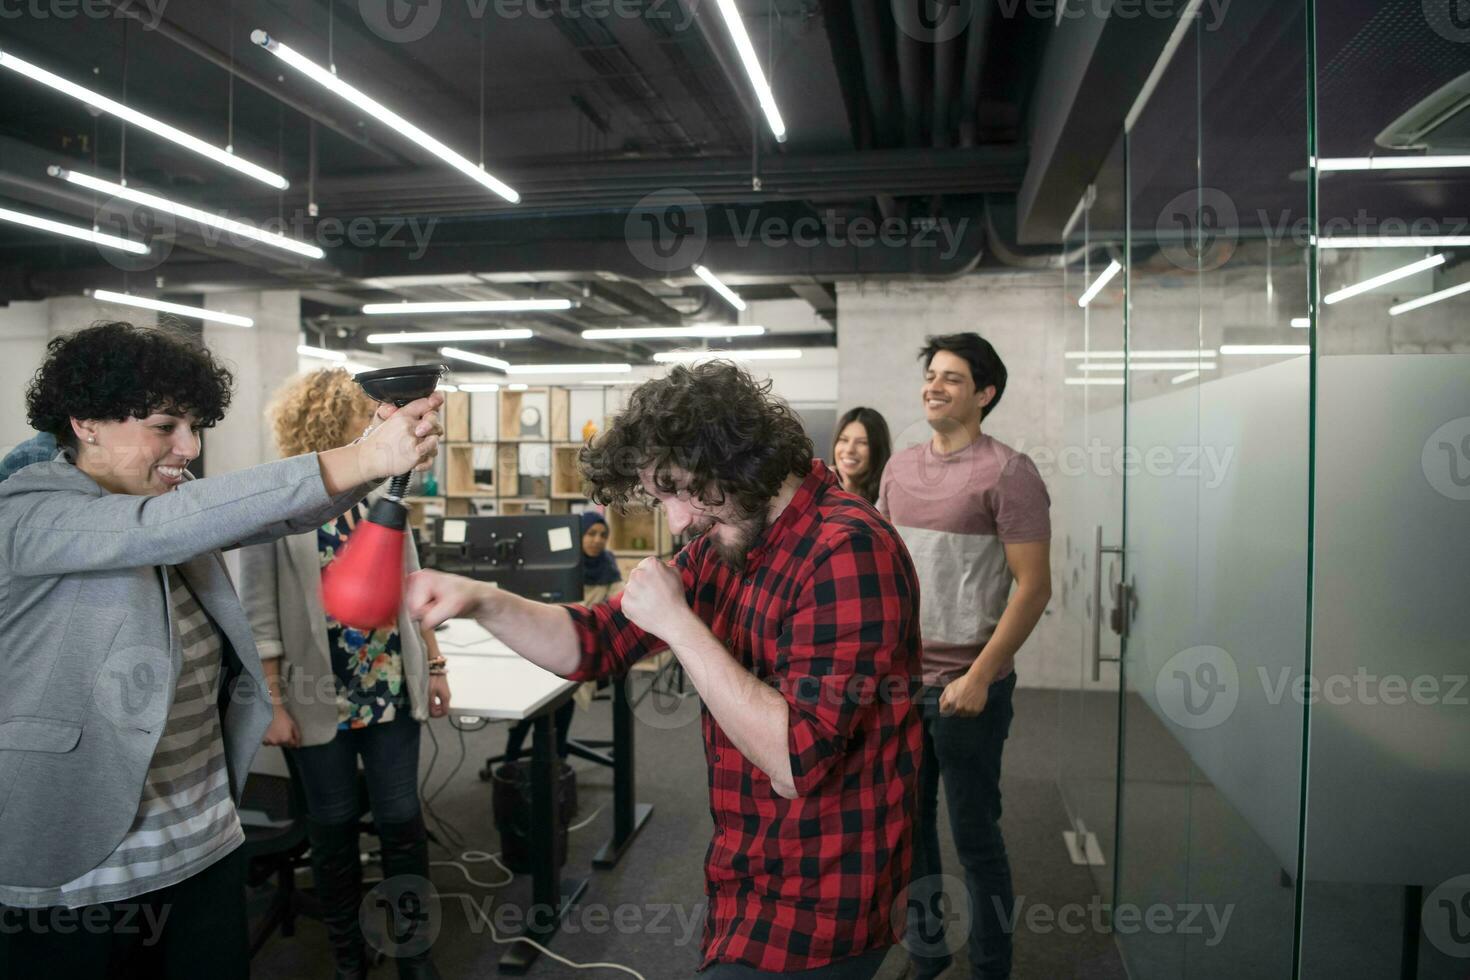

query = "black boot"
[[307, 817, 370, 980], [376, 812, 442, 980]]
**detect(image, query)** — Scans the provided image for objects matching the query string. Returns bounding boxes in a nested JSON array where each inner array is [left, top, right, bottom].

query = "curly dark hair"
[[26, 320, 235, 448], [579, 360, 813, 518]]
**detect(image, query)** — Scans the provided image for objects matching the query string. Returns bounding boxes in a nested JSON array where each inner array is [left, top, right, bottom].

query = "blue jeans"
[[290, 714, 424, 825], [906, 673, 1017, 980]]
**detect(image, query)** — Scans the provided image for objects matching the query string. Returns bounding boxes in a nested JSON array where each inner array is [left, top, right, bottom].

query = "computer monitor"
[[429, 514, 584, 604]]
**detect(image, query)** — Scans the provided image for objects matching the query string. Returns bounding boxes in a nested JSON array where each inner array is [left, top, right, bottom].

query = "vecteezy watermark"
[[627, 672, 704, 730], [95, 203, 439, 273], [1422, 416, 1470, 502], [626, 188, 709, 274], [893, 874, 972, 959], [0, 903, 171, 943], [362, 875, 442, 959], [0, 0, 169, 28], [893, 0, 1232, 43], [1012, 437, 1236, 489], [1000, 896, 1234, 947], [1155, 645, 1240, 730], [94, 645, 171, 731], [449, 895, 708, 945], [1424, 874, 1470, 958], [1155, 188, 1240, 273], [1154, 645, 1468, 730], [360, 0, 695, 43], [1424, 0, 1470, 44], [623, 189, 974, 273]]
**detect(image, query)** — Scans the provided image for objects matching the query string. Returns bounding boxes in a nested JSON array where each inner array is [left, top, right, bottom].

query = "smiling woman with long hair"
[[831, 406, 893, 506], [0, 322, 442, 980]]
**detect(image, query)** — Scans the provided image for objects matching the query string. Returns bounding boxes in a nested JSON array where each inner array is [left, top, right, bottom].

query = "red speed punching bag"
[[320, 364, 444, 630]]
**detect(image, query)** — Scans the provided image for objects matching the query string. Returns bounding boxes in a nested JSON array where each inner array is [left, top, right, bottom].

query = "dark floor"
[[249, 687, 1127, 980]]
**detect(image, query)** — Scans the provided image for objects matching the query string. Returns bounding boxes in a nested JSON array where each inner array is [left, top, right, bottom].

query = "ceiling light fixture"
[[366, 328, 535, 344], [1290, 317, 1311, 329], [298, 345, 346, 361], [712, 0, 787, 142], [0, 204, 149, 254], [49, 167, 324, 259], [1079, 361, 1217, 372], [1171, 370, 1200, 384], [581, 325, 766, 340], [1323, 254, 1446, 305], [1317, 236, 1470, 249], [252, 30, 519, 203], [653, 348, 803, 363], [1389, 279, 1470, 316], [1077, 260, 1123, 308], [504, 363, 632, 375], [692, 265, 747, 311], [1318, 155, 1470, 172], [1064, 349, 1216, 359], [1218, 345, 1311, 355], [0, 48, 289, 189], [90, 288, 254, 327], [439, 347, 510, 371], [1064, 378, 1125, 386], [361, 299, 572, 315], [457, 383, 501, 392]]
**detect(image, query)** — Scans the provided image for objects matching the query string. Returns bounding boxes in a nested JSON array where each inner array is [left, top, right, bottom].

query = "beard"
[[696, 510, 770, 571]]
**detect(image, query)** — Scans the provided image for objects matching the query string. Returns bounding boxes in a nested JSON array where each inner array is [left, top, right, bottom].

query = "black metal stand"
[[592, 674, 653, 868], [498, 698, 588, 975], [1401, 883, 1422, 980]]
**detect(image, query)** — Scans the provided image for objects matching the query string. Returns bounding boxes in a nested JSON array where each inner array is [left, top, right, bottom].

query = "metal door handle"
[[1092, 525, 1124, 681]]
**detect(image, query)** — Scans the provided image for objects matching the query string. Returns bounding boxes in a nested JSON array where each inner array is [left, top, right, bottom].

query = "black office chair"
[[238, 750, 314, 957], [240, 750, 384, 960]]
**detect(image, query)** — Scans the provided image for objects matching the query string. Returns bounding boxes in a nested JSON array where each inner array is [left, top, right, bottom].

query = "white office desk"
[[433, 618, 577, 722]]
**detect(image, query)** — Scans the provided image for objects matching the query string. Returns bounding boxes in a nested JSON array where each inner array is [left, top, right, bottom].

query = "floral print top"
[[319, 504, 409, 729]]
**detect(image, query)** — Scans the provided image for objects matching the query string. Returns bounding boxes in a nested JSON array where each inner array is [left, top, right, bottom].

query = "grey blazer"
[[237, 495, 430, 747], [0, 452, 372, 889]]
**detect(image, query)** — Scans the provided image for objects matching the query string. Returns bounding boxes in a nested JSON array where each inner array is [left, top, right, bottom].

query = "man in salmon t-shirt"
[[879, 333, 1052, 980]]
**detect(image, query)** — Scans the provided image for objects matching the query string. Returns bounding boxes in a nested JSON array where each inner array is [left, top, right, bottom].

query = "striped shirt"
[[0, 568, 243, 908]]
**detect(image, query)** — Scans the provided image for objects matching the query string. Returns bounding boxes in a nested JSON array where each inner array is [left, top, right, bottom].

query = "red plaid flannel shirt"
[[563, 460, 923, 971]]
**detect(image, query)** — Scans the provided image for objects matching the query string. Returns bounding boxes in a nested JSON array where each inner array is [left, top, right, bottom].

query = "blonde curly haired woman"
[[238, 368, 448, 980]]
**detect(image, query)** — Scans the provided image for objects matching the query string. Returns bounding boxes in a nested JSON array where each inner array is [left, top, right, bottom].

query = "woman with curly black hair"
[[0, 321, 442, 980], [402, 360, 925, 979]]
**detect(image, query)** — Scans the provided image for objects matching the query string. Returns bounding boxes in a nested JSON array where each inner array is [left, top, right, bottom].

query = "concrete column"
[[203, 290, 301, 474]]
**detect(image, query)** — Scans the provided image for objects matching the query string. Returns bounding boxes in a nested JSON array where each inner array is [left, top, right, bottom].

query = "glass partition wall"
[[1050, 0, 1468, 976]]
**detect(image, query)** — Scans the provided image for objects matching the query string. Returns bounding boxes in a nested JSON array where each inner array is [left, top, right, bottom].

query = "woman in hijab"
[[578, 510, 622, 605]]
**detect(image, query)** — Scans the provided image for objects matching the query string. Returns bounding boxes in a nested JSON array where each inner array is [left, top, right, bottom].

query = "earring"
[[87, 437, 96, 444]]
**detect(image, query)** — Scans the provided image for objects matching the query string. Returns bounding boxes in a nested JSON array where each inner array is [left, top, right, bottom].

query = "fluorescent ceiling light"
[[1323, 254, 1446, 305], [504, 363, 632, 375], [1291, 317, 1311, 329], [1077, 260, 1123, 308], [298, 345, 346, 361], [252, 30, 518, 203], [712, 0, 787, 142], [360, 274, 483, 288], [366, 329, 535, 344], [50, 167, 324, 259], [1389, 279, 1470, 316], [436, 383, 459, 392], [653, 348, 803, 363], [576, 379, 643, 386], [361, 299, 572, 315], [0, 48, 288, 189], [1317, 236, 1470, 249], [1064, 378, 1125, 386], [1079, 361, 1217, 371], [581, 325, 766, 340], [1064, 349, 1215, 359], [1218, 345, 1311, 355], [90, 288, 254, 327], [0, 204, 149, 254], [457, 383, 501, 392], [508, 383, 528, 391], [1318, 155, 1470, 172], [440, 347, 510, 371], [1171, 370, 1200, 384], [692, 265, 747, 311]]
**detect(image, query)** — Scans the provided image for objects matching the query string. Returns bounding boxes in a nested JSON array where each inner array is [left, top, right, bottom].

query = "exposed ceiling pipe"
[[932, 33, 957, 148], [957, 0, 996, 147], [984, 198, 1095, 269], [895, 5, 925, 146], [105, 0, 412, 166], [850, 0, 900, 147]]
